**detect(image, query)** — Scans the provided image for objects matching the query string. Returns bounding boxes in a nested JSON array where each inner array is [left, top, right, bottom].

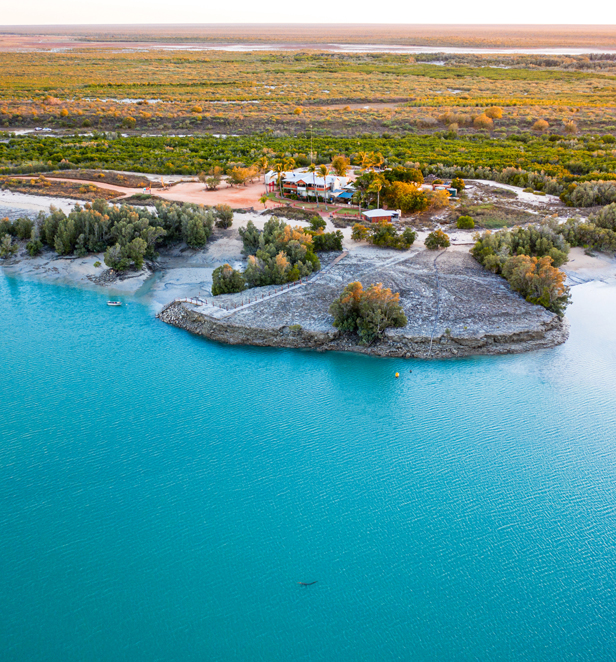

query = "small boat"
[[107, 301, 122, 307]]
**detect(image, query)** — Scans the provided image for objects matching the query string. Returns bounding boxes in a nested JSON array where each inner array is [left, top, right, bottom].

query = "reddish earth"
[[156, 180, 267, 208], [13, 174, 344, 217]]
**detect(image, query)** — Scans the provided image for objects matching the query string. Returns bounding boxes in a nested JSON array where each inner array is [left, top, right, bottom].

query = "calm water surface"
[[1, 273, 616, 661]]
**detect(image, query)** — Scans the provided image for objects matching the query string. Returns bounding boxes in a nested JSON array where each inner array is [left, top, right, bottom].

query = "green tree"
[[425, 229, 451, 249], [212, 263, 246, 295], [215, 204, 233, 229], [310, 215, 326, 232], [329, 281, 407, 345], [0, 234, 18, 258]]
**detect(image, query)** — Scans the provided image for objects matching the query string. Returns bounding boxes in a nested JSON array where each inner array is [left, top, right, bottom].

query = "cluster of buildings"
[[264, 167, 456, 224], [265, 169, 355, 203]]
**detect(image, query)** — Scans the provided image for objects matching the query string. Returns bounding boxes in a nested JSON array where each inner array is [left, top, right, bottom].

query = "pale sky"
[[3, 0, 616, 27]]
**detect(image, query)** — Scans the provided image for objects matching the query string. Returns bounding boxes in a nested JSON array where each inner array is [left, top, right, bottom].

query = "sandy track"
[[12, 175, 269, 208], [12, 176, 142, 197]]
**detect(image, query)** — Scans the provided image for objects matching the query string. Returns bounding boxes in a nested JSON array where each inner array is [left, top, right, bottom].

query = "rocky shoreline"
[[157, 249, 570, 359], [158, 300, 568, 359]]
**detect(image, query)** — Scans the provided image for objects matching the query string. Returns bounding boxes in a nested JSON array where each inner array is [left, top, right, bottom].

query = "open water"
[[1, 272, 616, 661]]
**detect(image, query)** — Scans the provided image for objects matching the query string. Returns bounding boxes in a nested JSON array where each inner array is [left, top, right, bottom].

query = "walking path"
[[159, 251, 350, 320]]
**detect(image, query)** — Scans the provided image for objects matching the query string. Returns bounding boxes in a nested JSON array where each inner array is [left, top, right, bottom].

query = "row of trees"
[[472, 226, 571, 315], [554, 203, 616, 252], [5, 132, 616, 206], [0, 198, 224, 271]]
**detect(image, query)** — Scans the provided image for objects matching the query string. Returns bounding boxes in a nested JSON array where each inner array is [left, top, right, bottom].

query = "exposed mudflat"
[[159, 248, 569, 359]]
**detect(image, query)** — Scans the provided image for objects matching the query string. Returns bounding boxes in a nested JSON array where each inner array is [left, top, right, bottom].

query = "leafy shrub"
[[359, 221, 416, 250], [329, 282, 407, 345], [0, 234, 18, 257], [26, 232, 43, 256], [485, 107, 503, 120], [212, 263, 246, 295], [560, 181, 616, 207], [457, 215, 475, 229], [309, 215, 326, 232], [450, 177, 465, 192], [473, 114, 493, 130], [502, 255, 570, 316], [311, 230, 343, 252], [13, 217, 33, 240], [0, 218, 13, 237], [425, 229, 451, 249], [214, 204, 233, 229], [351, 223, 368, 241], [555, 217, 616, 252], [472, 226, 571, 314], [240, 218, 320, 287], [93, 261, 101, 267], [402, 227, 417, 246], [533, 119, 549, 132]]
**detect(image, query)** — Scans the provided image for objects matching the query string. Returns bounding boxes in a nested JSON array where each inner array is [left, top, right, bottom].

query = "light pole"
[[310, 124, 313, 166]]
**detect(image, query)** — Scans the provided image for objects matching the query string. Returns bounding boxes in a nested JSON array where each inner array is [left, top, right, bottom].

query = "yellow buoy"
[[395, 372, 399, 378]]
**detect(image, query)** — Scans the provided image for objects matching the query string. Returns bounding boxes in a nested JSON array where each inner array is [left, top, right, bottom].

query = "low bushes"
[[456, 215, 475, 229], [329, 281, 407, 345], [351, 221, 416, 249]]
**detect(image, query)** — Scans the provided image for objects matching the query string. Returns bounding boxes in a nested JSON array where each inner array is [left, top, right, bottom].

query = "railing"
[[160, 251, 349, 318]]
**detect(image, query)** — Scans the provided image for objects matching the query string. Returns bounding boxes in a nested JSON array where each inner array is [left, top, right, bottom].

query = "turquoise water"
[[2, 273, 616, 662]]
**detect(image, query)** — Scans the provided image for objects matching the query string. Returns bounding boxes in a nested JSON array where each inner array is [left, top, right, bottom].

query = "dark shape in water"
[[298, 581, 318, 587]]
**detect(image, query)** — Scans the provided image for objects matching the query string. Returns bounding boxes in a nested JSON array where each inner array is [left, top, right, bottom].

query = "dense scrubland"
[[2, 48, 616, 207], [2, 50, 616, 137]]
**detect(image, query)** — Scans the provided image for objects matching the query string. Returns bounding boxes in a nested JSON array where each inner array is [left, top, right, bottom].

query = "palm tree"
[[368, 175, 384, 209], [274, 162, 284, 198], [318, 164, 329, 204], [259, 194, 269, 209], [307, 163, 317, 208]]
